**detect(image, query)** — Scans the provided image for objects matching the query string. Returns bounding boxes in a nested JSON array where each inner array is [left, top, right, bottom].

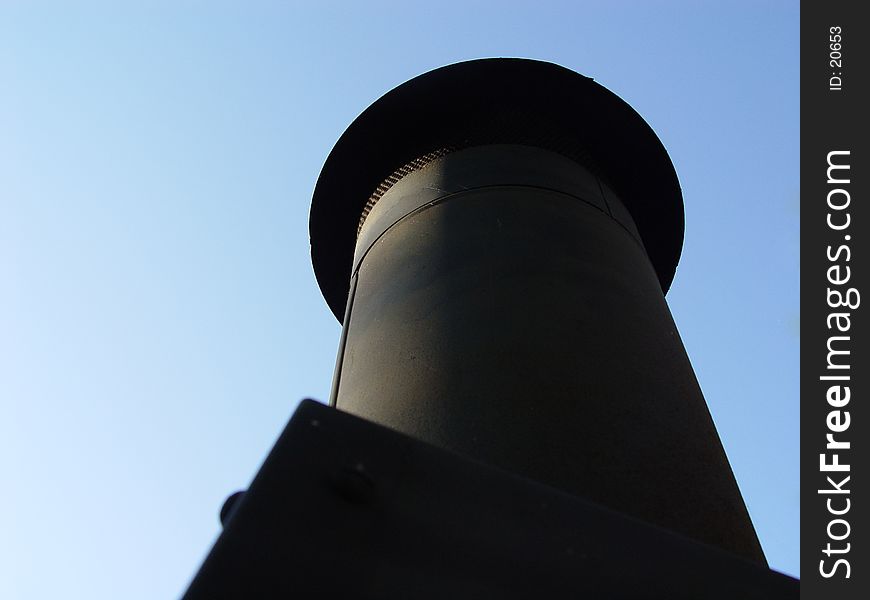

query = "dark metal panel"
[[183, 400, 796, 599]]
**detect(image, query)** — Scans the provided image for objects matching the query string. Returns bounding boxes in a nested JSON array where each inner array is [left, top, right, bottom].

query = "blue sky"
[[2, 2, 798, 598]]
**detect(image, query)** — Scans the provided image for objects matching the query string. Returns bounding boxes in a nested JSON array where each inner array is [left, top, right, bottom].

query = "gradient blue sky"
[[2, 2, 799, 598]]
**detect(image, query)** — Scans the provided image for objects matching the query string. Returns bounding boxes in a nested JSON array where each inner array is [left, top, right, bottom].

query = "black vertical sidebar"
[[801, 3, 868, 598]]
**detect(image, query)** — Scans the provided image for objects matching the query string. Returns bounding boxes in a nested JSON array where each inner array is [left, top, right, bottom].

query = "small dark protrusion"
[[219, 490, 246, 527], [330, 462, 374, 504]]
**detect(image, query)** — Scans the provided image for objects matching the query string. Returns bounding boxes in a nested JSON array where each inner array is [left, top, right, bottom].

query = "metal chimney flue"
[[309, 58, 765, 564]]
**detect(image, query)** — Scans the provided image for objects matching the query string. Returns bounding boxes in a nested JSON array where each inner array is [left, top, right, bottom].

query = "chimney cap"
[[310, 58, 684, 321]]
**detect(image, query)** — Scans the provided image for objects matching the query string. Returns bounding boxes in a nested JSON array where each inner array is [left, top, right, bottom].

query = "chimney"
[[310, 58, 765, 564]]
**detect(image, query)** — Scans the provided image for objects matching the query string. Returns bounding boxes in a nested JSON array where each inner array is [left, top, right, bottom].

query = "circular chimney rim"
[[310, 58, 684, 321]]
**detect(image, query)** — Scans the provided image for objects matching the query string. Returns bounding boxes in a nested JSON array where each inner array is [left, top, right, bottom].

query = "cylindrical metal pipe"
[[310, 59, 765, 564]]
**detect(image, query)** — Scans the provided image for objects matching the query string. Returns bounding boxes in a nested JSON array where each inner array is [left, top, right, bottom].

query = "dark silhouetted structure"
[[183, 59, 797, 598]]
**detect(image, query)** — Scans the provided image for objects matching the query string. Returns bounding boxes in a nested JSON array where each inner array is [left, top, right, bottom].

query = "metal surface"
[[326, 142, 765, 563], [183, 400, 796, 599]]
